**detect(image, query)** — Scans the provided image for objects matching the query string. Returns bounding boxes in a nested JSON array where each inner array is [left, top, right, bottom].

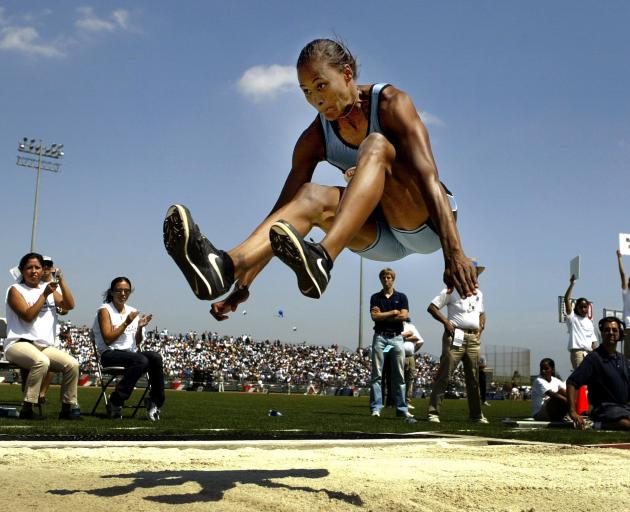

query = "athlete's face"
[[297, 59, 354, 120]]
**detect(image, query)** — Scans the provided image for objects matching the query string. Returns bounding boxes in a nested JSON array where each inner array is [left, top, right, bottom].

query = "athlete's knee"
[[357, 133, 395, 168], [295, 182, 339, 213]]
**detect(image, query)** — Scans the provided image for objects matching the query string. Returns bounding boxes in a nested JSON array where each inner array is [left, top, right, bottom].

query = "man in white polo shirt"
[[427, 261, 487, 424]]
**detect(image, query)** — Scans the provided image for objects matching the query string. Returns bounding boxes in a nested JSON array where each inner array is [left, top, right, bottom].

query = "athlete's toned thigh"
[[379, 166, 430, 230]]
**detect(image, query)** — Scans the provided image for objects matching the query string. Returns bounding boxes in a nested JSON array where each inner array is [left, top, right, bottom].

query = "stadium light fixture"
[[16, 137, 65, 252]]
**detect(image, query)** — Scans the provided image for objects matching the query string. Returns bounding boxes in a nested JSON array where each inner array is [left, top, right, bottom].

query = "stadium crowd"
[[36, 322, 466, 391]]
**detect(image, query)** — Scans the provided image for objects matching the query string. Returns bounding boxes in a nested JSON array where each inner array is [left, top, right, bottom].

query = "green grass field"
[[1, 384, 627, 445]]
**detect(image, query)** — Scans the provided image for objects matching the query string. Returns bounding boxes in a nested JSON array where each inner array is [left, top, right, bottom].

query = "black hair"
[[18, 252, 43, 271], [539, 358, 556, 377], [297, 38, 359, 78], [18, 253, 44, 283], [103, 276, 132, 303], [573, 297, 589, 315]]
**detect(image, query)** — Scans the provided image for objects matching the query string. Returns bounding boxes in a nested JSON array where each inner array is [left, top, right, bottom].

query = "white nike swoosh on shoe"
[[316, 258, 329, 282], [208, 253, 223, 287]]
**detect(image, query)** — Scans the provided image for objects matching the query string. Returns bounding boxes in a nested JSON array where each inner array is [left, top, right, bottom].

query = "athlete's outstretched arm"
[[380, 90, 477, 297]]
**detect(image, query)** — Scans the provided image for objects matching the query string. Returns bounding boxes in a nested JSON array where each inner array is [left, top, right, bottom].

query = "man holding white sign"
[[427, 261, 487, 424]]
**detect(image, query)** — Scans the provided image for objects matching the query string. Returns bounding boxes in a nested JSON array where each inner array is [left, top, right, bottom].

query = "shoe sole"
[[163, 205, 216, 300], [269, 221, 323, 299]]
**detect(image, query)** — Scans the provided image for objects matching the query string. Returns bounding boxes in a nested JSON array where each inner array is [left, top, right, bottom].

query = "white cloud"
[[237, 65, 296, 102], [0, 26, 64, 57], [112, 9, 130, 30], [419, 110, 445, 127], [75, 6, 131, 33]]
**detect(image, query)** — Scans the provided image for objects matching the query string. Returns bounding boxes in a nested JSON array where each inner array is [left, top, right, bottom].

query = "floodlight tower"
[[16, 137, 64, 252], [358, 257, 364, 349]]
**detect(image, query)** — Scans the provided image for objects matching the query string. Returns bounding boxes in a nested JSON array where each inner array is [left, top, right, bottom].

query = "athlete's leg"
[[319, 133, 396, 259], [166, 183, 376, 302], [229, 184, 375, 287]]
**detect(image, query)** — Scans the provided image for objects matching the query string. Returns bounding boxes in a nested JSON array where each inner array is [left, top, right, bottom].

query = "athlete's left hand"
[[210, 284, 250, 321], [444, 254, 478, 297]]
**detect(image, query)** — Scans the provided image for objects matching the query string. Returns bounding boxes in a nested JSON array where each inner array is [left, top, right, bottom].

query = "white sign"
[[619, 233, 630, 256], [570, 256, 581, 279]]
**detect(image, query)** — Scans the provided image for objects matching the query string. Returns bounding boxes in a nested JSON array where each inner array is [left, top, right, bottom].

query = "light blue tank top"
[[319, 83, 389, 172]]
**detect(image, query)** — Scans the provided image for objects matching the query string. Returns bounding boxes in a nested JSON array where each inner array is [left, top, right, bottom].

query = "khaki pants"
[[570, 349, 588, 370], [404, 355, 415, 402], [428, 331, 482, 419], [5, 341, 79, 405]]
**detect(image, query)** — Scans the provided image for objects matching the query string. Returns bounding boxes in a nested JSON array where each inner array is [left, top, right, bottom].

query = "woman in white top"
[[92, 277, 163, 421], [531, 358, 568, 421], [4, 253, 80, 420]]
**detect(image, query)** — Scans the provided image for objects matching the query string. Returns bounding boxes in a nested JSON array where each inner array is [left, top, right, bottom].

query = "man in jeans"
[[369, 267, 415, 422], [427, 261, 487, 424]]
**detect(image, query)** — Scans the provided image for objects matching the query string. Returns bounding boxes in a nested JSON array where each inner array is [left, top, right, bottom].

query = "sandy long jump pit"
[[1, 436, 629, 511]]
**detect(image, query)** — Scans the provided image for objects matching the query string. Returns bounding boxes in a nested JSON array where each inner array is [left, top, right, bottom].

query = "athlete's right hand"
[[443, 254, 477, 297], [210, 284, 250, 321]]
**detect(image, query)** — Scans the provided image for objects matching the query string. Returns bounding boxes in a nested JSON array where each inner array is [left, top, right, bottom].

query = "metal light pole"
[[16, 138, 64, 252], [358, 256, 364, 349]]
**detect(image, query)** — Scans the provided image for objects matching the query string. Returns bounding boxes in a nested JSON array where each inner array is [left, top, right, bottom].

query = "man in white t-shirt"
[[616, 249, 630, 361], [427, 261, 487, 424], [402, 320, 424, 408], [564, 274, 598, 369]]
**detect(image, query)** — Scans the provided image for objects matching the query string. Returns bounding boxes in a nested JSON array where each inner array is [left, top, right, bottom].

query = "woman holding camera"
[[4, 252, 81, 420]]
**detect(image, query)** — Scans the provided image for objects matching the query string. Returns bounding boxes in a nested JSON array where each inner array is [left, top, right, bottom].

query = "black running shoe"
[[163, 204, 235, 300], [269, 220, 333, 299]]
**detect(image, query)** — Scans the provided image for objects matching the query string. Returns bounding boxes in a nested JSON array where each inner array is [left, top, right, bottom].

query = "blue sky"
[[1, 1, 629, 378]]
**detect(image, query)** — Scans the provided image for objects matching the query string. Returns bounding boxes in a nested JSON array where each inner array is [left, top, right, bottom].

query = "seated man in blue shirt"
[[567, 316, 630, 430]]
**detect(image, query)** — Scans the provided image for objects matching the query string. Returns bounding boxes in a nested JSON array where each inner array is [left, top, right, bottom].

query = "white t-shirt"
[[431, 289, 484, 330], [565, 311, 597, 351], [92, 302, 141, 354], [531, 375, 565, 416], [622, 288, 630, 331], [4, 283, 56, 351], [402, 321, 424, 355]]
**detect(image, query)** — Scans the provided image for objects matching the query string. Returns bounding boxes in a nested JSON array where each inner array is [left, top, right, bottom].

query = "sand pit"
[[1, 438, 628, 511]]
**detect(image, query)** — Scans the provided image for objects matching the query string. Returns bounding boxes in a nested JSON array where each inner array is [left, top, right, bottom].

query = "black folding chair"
[[89, 334, 149, 417]]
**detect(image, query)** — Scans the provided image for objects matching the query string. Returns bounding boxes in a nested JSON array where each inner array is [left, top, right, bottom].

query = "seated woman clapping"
[[92, 277, 164, 420]]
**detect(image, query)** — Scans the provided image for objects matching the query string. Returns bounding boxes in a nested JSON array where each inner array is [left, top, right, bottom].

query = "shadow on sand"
[[48, 467, 363, 506]]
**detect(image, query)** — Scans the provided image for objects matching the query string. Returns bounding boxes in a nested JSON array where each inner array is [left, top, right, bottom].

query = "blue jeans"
[[100, 350, 165, 407], [370, 334, 408, 414]]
